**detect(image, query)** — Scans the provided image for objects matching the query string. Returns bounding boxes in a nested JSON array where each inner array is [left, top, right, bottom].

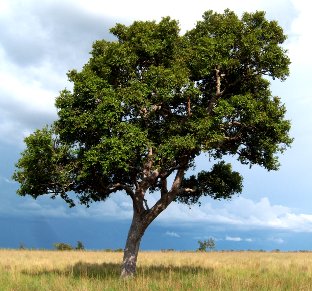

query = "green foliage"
[[13, 10, 292, 210], [53, 241, 85, 251], [186, 10, 289, 80], [19, 242, 26, 250], [176, 161, 242, 205], [76, 241, 85, 250], [197, 238, 216, 252], [53, 243, 73, 251]]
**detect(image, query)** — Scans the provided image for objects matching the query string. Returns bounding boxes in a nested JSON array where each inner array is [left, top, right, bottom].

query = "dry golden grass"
[[1, 249, 312, 290]]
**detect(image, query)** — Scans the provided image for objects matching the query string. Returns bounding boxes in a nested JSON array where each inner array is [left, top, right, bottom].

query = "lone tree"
[[13, 10, 292, 277], [198, 238, 216, 252], [76, 241, 85, 250]]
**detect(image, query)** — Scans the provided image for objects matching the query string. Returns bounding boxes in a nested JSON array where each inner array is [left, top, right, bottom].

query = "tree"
[[197, 238, 216, 251], [19, 242, 26, 250], [197, 240, 207, 252], [53, 242, 73, 251], [13, 10, 292, 277], [76, 241, 85, 250], [206, 238, 216, 251]]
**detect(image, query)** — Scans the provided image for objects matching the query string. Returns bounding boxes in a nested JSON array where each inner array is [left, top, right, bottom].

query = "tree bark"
[[120, 168, 186, 278], [207, 65, 223, 115], [120, 210, 146, 278]]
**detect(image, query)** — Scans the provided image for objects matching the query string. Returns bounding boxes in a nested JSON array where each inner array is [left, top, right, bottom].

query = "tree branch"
[[160, 178, 168, 197], [207, 66, 224, 115], [143, 167, 186, 227], [143, 199, 149, 211], [143, 147, 153, 179], [159, 164, 180, 180], [187, 96, 192, 116]]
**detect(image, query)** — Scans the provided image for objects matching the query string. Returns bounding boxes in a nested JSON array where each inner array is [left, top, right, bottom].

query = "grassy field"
[[0, 250, 312, 290]]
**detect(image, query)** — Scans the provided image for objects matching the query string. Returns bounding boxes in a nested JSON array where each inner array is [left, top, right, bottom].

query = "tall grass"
[[0, 250, 312, 290]]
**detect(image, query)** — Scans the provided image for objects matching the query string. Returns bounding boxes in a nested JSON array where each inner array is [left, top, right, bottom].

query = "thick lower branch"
[[161, 178, 168, 197], [144, 168, 185, 226]]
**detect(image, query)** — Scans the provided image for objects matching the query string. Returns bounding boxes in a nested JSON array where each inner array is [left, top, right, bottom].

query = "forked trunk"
[[120, 210, 145, 278], [120, 169, 185, 278]]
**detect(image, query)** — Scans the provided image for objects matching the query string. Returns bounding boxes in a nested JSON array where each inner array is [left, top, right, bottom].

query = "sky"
[[1, 0, 312, 251]]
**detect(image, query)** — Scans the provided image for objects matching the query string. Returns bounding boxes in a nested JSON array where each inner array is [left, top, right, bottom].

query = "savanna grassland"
[[0, 249, 312, 290]]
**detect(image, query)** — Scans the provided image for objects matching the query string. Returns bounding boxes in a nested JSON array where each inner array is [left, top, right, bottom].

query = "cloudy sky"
[[1, 0, 312, 251]]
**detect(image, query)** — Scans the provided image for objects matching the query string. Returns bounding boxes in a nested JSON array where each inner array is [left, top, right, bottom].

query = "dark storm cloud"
[[0, 92, 56, 138], [0, 0, 119, 145]]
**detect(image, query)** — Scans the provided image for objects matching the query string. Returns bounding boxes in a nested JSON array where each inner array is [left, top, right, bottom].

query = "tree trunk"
[[120, 169, 186, 278], [120, 210, 145, 278]]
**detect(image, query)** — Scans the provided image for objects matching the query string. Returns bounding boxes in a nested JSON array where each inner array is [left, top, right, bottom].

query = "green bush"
[[76, 241, 85, 250], [53, 243, 73, 250], [197, 238, 216, 252]]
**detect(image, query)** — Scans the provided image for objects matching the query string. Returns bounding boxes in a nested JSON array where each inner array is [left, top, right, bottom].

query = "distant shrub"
[[114, 248, 123, 252], [76, 241, 85, 250], [53, 243, 73, 251], [19, 242, 26, 250], [161, 249, 175, 252], [197, 238, 216, 252]]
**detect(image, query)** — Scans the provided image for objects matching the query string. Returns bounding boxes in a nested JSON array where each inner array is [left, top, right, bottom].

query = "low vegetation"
[[197, 238, 216, 252], [0, 250, 312, 290], [53, 241, 85, 251]]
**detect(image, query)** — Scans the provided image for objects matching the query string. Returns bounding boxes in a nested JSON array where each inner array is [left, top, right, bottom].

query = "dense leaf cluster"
[[13, 10, 292, 208]]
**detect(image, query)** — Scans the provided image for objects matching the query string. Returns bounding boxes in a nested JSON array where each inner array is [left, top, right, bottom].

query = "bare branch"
[[161, 178, 168, 197], [223, 136, 242, 141], [187, 96, 192, 116], [106, 183, 135, 199], [207, 66, 225, 115], [143, 199, 149, 211], [159, 165, 179, 180], [143, 147, 153, 178]]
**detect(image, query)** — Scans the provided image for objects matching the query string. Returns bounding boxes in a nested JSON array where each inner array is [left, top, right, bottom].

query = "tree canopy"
[[13, 9, 292, 277]]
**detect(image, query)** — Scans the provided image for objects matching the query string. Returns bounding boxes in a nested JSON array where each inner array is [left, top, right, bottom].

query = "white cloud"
[[269, 237, 284, 244], [226, 236, 242, 242], [225, 236, 253, 242], [155, 196, 312, 233], [165, 231, 181, 238], [0, 1, 9, 15], [8, 192, 312, 235], [17, 200, 69, 218], [78, 0, 294, 28], [287, 0, 312, 66], [0, 188, 134, 220]]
